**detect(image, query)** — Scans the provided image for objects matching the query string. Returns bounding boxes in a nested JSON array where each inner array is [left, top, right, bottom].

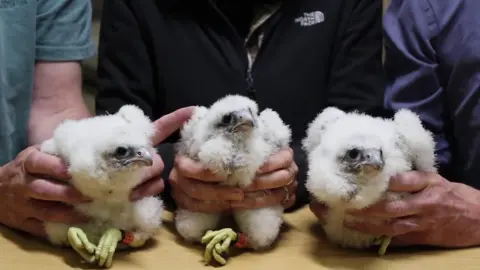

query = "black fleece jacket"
[[95, 0, 387, 212]]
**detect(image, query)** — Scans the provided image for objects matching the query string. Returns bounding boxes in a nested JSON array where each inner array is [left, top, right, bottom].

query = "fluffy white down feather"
[[302, 107, 437, 249], [174, 95, 291, 250], [41, 105, 164, 248]]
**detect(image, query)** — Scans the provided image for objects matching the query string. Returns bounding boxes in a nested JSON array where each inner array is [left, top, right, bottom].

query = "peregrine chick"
[[175, 94, 291, 265], [302, 107, 437, 255], [41, 105, 164, 268]]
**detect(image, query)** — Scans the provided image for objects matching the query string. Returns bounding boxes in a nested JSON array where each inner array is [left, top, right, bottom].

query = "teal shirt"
[[0, 0, 96, 165]]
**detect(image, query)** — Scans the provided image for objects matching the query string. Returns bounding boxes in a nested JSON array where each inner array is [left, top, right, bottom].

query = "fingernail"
[[230, 191, 244, 201], [56, 167, 68, 177], [257, 164, 269, 174], [130, 191, 140, 201]]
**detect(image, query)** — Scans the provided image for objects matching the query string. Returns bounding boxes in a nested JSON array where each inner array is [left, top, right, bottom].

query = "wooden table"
[[1, 207, 479, 270]]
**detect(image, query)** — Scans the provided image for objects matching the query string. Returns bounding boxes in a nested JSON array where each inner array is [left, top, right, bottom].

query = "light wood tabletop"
[[1, 207, 479, 270]]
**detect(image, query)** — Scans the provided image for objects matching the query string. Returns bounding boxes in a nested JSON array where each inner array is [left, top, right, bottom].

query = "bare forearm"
[[28, 62, 92, 145], [28, 102, 91, 145]]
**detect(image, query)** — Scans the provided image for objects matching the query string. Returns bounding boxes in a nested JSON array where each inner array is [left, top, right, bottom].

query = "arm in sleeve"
[[383, 0, 451, 177], [326, 0, 387, 117], [94, 0, 178, 209], [36, 0, 96, 61]]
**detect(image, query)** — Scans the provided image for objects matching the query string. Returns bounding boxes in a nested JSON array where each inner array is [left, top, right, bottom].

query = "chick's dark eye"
[[115, 146, 129, 157], [221, 114, 233, 125], [346, 148, 360, 160]]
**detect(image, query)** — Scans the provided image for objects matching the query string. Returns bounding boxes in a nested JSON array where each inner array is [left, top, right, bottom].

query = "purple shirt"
[[383, 0, 480, 188]]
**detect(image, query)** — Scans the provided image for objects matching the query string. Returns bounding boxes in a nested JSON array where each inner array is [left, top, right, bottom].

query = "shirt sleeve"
[[326, 0, 387, 117], [35, 0, 96, 61], [383, 0, 452, 176]]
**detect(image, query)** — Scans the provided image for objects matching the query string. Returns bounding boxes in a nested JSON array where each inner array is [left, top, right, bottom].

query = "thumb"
[[22, 148, 70, 179], [151, 106, 195, 145], [388, 171, 431, 192]]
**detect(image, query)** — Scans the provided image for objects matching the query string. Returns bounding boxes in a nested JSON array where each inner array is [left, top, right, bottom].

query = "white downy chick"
[[302, 107, 437, 255], [174, 94, 291, 264], [41, 105, 164, 268]]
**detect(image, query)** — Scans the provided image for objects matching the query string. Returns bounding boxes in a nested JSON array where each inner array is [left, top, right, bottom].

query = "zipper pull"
[[246, 68, 256, 99]]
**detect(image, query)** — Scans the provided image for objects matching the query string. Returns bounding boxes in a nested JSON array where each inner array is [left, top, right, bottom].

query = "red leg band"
[[234, 233, 248, 249], [121, 231, 135, 245]]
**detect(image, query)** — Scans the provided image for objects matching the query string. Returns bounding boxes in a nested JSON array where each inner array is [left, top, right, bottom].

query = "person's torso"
[[0, 0, 37, 165], [429, 0, 480, 186], [132, 0, 355, 142]]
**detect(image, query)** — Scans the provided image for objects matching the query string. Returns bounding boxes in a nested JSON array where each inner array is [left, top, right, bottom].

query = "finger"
[[151, 107, 195, 145], [231, 181, 297, 209], [26, 178, 91, 203], [257, 148, 293, 174], [344, 216, 423, 237], [173, 172, 243, 201], [388, 171, 431, 192], [130, 177, 165, 201], [230, 191, 277, 209], [171, 187, 230, 213], [175, 155, 225, 182], [245, 163, 297, 192], [23, 149, 70, 179], [28, 199, 89, 224], [309, 200, 328, 224], [130, 153, 165, 201], [20, 218, 46, 238], [139, 153, 164, 184]]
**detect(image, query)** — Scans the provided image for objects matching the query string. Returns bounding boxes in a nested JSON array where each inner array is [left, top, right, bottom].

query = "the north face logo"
[[294, 11, 325, 26]]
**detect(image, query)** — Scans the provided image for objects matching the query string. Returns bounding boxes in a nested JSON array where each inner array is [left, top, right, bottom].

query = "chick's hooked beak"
[[233, 109, 256, 131], [127, 147, 153, 167], [357, 149, 384, 173]]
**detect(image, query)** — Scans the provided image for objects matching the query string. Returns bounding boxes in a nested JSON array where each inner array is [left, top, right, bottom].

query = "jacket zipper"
[[245, 67, 256, 99], [209, 1, 258, 100]]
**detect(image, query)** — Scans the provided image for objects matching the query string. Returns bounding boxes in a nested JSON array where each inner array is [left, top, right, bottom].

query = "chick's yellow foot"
[[374, 235, 392, 256], [67, 227, 97, 263], [95, 228, 123, 268], [201, 228, 238, 266]]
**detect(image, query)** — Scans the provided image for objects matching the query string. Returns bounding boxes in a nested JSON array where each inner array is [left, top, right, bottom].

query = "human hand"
[[344, 171, 480, 247], [170, 148, 298, 213], [0, 146, 91, 238], [129, 153, 165, 201], [130, 106, 195, 201], [0, 107, 195, 238], [231, 148, 298, 210]]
